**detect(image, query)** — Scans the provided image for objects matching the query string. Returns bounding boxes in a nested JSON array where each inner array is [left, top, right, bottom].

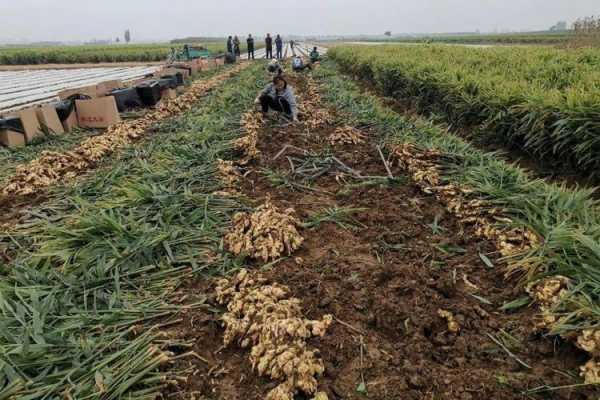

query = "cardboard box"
[[96, 80, 123, 96], [153, 67, 168, 78], [58, 85, 98, 100], [156, 67, 189, 80], [76, 96, 121, 128], [62, 111, 79, 132], [36, 106, 65, 135], [0, 129, 26, 148], [19, 108, 43, 142], [199, 59, 213, 70], [160, 67, 178, 75], [161, 88, 177, 100]]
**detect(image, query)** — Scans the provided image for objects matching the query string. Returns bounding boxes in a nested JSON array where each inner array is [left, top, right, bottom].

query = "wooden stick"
[[331, 156, 363, 178], [273, 144, 310, 161], [286, 156, 295, 173], [335, 317, 366, 335], [377, 145, 394, 179]]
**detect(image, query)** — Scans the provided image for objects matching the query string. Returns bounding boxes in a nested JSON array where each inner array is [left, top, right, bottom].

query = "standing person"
[[247, 34, 255, 60], [275, 34, 283, 59], [226, 36, 233, 54], [233, 36, 241, 57], [290, 39, 295, 56], [256, 75, 298, 121], [265, 33, 273, 59]]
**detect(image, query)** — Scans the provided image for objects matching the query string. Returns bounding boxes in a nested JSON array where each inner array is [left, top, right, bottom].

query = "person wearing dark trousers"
[[247, 34, 255, 60], [233, 36, 241, 57], [265, 33, 273, 59], [256, 76, 298, 121], [290, 39, 296, 56], [292, 56, 312, 72], [275, 34, 283, 59], [226, 36, 233, 54]]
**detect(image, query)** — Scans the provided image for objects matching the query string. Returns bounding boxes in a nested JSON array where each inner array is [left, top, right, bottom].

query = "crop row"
[[315, 59, 600, 364], [0, 43, 226, 65], [371, 31, 574, 45], [0, 64, 266, 398], [329, 44, 600, 176]]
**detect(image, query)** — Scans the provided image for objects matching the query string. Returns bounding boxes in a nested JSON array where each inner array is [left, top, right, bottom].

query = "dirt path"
[[163, 72, 594, 399]]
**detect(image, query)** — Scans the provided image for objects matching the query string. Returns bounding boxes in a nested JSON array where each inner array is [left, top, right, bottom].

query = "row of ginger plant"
[[314, 60, 600, 384], [329, 45, 600, 177], [0, 63, 268, 399]]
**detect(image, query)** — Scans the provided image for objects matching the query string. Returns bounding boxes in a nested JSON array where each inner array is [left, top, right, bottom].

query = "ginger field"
[[0, 43, 226, 65], [356, 31, 574, 45], [1, 46, 600, 399], [330, 44, 600, 177]]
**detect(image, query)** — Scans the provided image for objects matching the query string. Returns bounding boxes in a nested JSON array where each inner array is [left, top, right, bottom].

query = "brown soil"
[[163, 72, 596, 399]]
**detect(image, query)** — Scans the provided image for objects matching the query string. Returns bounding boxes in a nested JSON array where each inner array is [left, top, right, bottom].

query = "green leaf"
[[357, 382, 367, 394], [500, 296, 531, 311], [479, 253, 494, 268], [470, 294, 493, 305]]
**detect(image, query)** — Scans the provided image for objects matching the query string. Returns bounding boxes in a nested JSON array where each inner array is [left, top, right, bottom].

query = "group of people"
[[227, 34, 298, 60], [255, 46, 322, 123], [226, 35, 243, 58], [264, 33, 296, 60], [226, 34, 324, 123]]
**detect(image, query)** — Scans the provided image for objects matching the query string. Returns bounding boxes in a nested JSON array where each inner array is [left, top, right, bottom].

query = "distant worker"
[[227, 36, 233, 54], [256, 76, 298, 121], [267, 59, 284, 77], [310, 46, 321, 64], [265, 33, 273, 59], [247, 34, 255, 60], [168, 47, 177, 62], [290, 39, 296, 56], [292, 55, 311, 72], [275, 34, 283, 59], [233, 36, 241, 57]]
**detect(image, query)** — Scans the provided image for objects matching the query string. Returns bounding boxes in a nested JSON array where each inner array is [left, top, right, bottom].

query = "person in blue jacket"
[[275, 34, 283, 59]]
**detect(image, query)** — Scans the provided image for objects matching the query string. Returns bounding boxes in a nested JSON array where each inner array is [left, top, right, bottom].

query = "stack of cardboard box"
[[0, 61, 203, 148]]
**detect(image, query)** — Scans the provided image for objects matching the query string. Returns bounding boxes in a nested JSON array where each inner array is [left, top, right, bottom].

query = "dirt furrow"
[[163, 71, 593, 400]]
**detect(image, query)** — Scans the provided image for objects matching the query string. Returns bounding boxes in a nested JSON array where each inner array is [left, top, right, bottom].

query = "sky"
[[0, 0, 597, 43]]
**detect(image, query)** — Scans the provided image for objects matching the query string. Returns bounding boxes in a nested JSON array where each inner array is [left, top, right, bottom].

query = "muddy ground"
[[164, 72, 596, 399]]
